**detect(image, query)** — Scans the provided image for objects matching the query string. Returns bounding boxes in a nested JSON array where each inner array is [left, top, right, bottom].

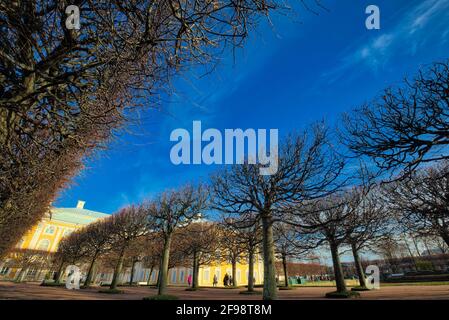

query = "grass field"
[[293, 280, 449, 287], [381, 281, 449, 286]]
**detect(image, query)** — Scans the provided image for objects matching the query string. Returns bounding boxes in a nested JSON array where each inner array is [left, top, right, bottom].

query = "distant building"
[[0, 201, 109, 280], [0, 201, 264, 287], [341, 254, 449, 280]]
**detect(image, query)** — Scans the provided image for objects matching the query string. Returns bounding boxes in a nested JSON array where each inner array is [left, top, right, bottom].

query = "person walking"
[[213, 274, 218, 287], [187, 274, 192, 287], [223, 273, 229, 286]]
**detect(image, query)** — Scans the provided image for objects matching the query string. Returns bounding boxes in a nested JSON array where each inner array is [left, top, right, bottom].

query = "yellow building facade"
[[0, 201, 109, 281], [0, 201, 264, 287]]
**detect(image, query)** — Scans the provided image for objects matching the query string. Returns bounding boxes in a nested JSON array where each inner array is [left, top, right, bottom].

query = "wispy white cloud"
[[324, 0, 449, 81]]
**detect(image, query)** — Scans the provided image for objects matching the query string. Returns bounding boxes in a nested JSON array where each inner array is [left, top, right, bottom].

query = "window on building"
[[44, 226, 55, 235], [203, 269, 210, 283], [27, 269, 37, 276], [37, 239, 50, 251], [179, 270, 185, 283], [0, 266, 10, 275], [171, 270, 177, 283], [215, 269, 221, 282]]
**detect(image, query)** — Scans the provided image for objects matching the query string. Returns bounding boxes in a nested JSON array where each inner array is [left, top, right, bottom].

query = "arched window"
[[37, 239, 50, 251]]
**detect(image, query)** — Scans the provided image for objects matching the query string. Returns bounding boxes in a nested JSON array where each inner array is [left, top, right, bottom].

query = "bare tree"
[[273, 223, 312, 288], [54, 230, 89, 284], [385, 161, 449, 247], [218, 224, 245, 287], [222, 214, 263, 293], [0, 0, 291, 259], [178, 221, 220, 290], [80, 220, 113, 287], [107, 204, 151, 290], [344, 188, 391, 289], [212, 124, 344, 300], [141, 233, 164, 286], [373, 235, 407, 274], [342, 60, 449, 177], [147, 184, 208, 296], [7, 249, 50, 282], [289, 188, 366, 297]]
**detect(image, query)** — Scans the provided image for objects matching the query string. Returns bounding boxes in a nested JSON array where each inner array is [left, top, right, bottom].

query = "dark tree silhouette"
[[222, 214, 263, 293], [289, 188, 366, 297], [212, 124, 344, 300], [177, 221, 220, 290], [0, 0, 290, 258], [385, 161, 449, 247], [147, 184, 208, 296], [342, 60, 449, 177], [107, 205, 151, 290]]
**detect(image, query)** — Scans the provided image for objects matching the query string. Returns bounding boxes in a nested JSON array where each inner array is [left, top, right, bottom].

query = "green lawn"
[[292, 280, 449, 287], [380, 281, 449, 287]]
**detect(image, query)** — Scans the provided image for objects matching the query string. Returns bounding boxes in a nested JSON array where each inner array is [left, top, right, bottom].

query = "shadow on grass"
[[325, 291, 360, 299], [143, 294, 179, 300], [239, 290, 262, 295], [98, 288, 124, 294]]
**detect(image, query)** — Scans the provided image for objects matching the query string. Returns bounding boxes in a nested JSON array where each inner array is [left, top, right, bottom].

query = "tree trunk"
[[158, 234, 172, 295], [110, 246, 126, 290], [84, 252, 98, 287], [282, 254, 289, 287], [247, 250, 255, 292], [231, 258, 237, 287], [55, 260, 65, 284], [410, 235, 422, 257], [330, 242, 347, 293], [439, 231, 449, 248], [156, 269, 161, 287], [192, 250, 200, 289], [261, 214, 278, 300], [147, 265, 154, 286], [129, 259, 137, 286], [402, 235, 418, 270], [351, 243, 366, 288]]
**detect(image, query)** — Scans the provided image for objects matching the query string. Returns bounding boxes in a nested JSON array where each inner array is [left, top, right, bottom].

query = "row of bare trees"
[[6, 158, 449, 298], [50, 184, 270, 296], [0, 0, 289, 259], [1, 1, 448, 300], [211, 59, 449, 299]]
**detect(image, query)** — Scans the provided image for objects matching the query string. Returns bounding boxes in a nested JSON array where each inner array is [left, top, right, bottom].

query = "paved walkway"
[[0, 282, 449, 300]]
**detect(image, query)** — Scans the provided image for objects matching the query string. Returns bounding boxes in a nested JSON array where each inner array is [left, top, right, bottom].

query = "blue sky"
[[56, 0, 449, 215]]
